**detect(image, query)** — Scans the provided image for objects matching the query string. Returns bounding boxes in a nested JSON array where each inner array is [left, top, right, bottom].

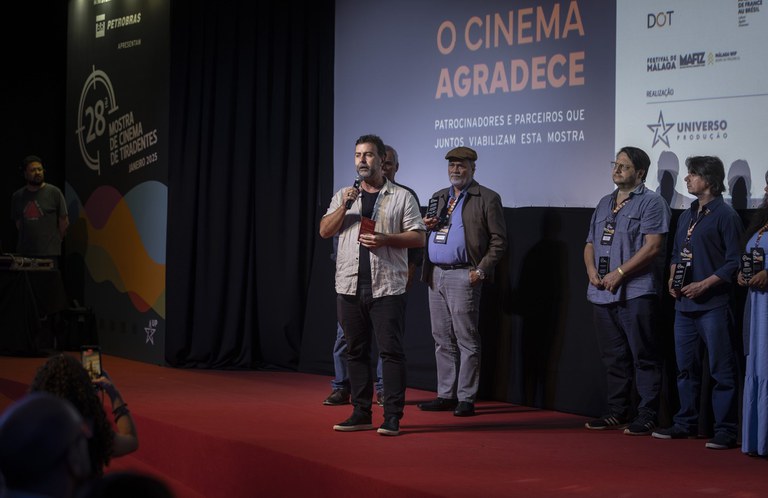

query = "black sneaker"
[[417, 397, 458, 411], [584, 415, 628, 430], [705, 433, 737, 450], [333, 413, 374, 432], [624, 415, 656, 436], [377, 416, 400, 436], [651, 426, 696, 439], [323, 388, 350, 406], [376, 392, 383, 406]]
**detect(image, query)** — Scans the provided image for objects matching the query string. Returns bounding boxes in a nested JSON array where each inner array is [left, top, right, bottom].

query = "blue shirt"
[[586, 184, 671, 304], [428, 189, 468, 265], [671, 196, 743, 312]]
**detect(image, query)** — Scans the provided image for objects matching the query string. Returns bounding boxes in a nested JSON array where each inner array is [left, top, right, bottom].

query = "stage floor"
[[1, 353, 766, 498]]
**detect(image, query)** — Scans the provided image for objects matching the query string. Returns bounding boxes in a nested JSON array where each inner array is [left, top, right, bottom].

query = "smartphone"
[[81, 345, 102, 380]]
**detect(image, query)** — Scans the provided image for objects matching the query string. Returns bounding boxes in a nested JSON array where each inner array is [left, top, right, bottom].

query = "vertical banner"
[[65, 0, 169, 363]]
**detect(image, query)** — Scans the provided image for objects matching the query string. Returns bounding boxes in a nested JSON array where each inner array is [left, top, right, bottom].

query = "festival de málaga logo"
[[647, 54, 677, 72]]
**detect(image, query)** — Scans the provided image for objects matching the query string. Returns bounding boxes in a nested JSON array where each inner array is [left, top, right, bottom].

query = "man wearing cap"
[[0, 392, 92, 497], [11, 155, 69, 267], [418, 146, 507, 417]]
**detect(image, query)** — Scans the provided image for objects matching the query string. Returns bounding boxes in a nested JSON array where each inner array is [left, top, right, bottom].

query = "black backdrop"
[[165, 1, 335, 369], [0, 3, 68, 258], [2, 1, 749, 420]]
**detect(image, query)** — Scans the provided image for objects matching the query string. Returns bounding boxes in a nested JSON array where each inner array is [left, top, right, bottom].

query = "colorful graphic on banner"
[[65, 181, 166, 313]]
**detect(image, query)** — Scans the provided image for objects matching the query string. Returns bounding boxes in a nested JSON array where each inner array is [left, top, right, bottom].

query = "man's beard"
[[450, 176, 468, 188], [357, 166, 371, 178]]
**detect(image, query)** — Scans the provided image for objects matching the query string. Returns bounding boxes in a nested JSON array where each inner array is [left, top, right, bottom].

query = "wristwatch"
[[475, 268, 486, 280]]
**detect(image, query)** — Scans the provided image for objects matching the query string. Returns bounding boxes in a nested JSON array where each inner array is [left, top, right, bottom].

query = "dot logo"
[[647, 11, 674, 28]]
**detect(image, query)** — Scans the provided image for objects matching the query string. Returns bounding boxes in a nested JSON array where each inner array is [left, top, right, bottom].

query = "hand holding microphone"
[[345, 176, 362, 209]]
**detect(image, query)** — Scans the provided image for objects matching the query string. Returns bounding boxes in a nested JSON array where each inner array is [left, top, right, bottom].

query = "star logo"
[[647, 110, 674, 148], [145, 319, 158, 345]]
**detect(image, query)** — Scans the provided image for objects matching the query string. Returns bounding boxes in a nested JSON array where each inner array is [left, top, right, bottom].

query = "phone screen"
[[81, 346, 102, 380]]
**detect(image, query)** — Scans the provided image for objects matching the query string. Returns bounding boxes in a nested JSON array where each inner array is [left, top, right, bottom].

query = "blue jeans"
[[672, 306, 738, 438], [331, 322, 383, 394]]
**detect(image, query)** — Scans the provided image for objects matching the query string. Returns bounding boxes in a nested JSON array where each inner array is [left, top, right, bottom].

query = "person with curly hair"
[[29, 353, 139, 476]]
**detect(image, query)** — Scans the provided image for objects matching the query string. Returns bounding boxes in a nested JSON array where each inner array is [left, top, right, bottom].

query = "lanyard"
[[443, 187, 467, 223], [360, 182, 388, 221], [755, 223, 768, 247], [446, 191, 463, 219], [608, 194, 631, 222], [685, 206, 709, 243], [612, 195, 631, 215]]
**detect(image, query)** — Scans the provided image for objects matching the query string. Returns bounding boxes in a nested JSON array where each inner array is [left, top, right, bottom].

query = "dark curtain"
[[166, 1, 335, 369]]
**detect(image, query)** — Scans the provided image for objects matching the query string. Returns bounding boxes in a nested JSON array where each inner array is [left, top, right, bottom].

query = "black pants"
[[337, 284, 406, 420]]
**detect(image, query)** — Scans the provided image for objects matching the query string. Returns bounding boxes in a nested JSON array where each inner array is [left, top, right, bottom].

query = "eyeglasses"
[[611, 161, 634, 172]]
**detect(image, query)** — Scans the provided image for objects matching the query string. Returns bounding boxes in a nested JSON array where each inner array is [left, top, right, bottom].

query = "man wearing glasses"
[[583, 146, 671, 436]]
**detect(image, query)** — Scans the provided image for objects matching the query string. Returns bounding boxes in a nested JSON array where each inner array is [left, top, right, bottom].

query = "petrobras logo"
[[95, 14, 106, 38], [647, 54, 677, 72], [106, 12, 142, 30], [647, 10, 674, 28], [679, 52, 706, 69], [647, 111, 729, 147], [93, 11, 142, 39]]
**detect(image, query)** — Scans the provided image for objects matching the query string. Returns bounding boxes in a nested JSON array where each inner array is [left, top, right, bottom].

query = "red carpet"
[[1, 354, 766, 497]]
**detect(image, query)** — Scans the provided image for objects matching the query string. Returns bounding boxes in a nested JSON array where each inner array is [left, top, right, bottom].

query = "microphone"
[[345, 176, 361, 209]]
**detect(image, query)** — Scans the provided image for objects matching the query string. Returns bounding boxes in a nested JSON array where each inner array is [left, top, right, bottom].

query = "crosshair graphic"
[[76, 65, 120, 175]]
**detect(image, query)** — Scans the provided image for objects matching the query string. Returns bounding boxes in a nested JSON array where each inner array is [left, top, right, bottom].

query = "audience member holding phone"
[[29, 353, 139, 476], [82, 345, 103, 380]]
